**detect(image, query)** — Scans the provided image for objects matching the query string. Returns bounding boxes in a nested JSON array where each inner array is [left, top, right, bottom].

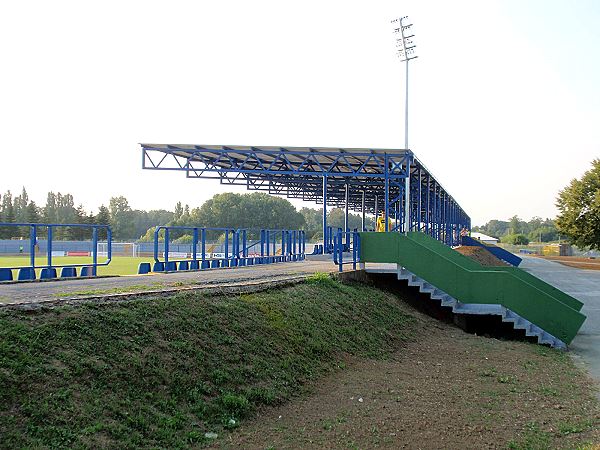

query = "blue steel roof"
[[140, 143, 468, 219]]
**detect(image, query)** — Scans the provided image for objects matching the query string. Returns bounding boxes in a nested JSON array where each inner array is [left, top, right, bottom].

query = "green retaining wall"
[[359, 232, 586, 344]]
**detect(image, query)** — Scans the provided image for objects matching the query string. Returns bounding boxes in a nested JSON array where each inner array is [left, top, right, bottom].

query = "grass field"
[[0, 256, 151, 277]]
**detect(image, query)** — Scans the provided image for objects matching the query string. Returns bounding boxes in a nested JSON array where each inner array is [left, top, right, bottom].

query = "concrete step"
[[395, 266, 567, 349]]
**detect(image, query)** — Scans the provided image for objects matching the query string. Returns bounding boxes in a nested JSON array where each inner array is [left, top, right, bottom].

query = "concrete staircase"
[[396, 266, 567, 349]]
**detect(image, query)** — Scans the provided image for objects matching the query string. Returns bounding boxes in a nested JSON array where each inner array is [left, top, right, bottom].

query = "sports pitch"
[[0, 256, 150, 277]]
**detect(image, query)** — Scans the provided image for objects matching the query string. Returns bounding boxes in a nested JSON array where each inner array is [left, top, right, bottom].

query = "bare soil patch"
[[215, 314, 600, 449], [454, 246, 507, 267], [535, 255, 600, 271]]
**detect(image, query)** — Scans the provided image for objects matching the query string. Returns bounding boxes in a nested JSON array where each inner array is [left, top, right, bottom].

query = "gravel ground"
[[215, 310, 600, 449]]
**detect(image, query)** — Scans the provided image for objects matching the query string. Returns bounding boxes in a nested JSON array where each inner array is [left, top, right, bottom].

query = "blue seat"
[[60, 267, 78, 278], [221, 259, 229, 268], [210, 259, 220, 268], [80, 266, 95, 277], [152, 262, 165, 272], [165, 261, 177, 272], [138, 262, 151, 274], [230, 259, 238, 267], [178, 261, 189, 271], [190, 260, 200, 270], [238, 259, 246, 267], [201, 260, 210, 269], [0, 268, 13, 282], [40, 268, 57, 280], [18, 267, 36, 281], [246, 258, 254, 266]]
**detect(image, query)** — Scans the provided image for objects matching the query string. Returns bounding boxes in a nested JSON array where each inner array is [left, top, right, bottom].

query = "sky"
[[1, 0, 599, 226]]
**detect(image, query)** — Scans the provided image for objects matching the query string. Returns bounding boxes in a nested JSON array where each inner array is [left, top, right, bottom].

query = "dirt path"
[[214, 315, 599, 449], [535, 256, 600, 271], [0, 259, 355, 307]]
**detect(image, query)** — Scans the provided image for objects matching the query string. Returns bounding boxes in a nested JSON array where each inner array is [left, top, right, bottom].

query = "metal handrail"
[[333, 229, 360, 272], [153, 226, 306, 269], [0, 222, 112, 276]]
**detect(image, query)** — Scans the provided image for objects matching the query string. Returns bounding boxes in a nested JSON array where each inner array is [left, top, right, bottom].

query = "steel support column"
[[361, 191, 366, 232], [384, 155, 390, 232], [417, 167, 422, 232], [344, 183, 350, 247], [323, 175, 328, 251], [374, 195, 378, 229], [425, 174, 429, 235], [404, 158, 411, 234], [344, 183, 349, 232]]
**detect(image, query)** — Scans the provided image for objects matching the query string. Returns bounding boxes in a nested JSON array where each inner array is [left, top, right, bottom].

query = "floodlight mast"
[[392, 16, 418, 234], [392, 15, 417, 148]]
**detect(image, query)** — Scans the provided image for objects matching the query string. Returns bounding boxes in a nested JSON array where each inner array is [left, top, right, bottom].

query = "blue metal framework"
[[333, 230, 361, 272], [0, 223, 112, 281], [150, 225, 305, 272], [141, 144, 470, 249]]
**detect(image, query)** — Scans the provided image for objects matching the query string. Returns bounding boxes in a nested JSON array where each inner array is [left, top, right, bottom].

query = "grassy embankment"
[[1, 275, 598, 449], [0, 275, 415, 448]]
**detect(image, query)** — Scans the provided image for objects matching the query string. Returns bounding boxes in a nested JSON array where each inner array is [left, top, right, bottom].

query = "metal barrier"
[[333, 229, 360, 272], [0, 223, 112, 281], [150, 226, 306, 272]]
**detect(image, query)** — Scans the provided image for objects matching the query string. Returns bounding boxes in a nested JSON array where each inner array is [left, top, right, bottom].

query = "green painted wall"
[[359, 232, 586, 344]]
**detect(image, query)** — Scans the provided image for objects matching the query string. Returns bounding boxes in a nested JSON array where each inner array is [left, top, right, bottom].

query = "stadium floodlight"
[[391, 16, 418, 149], [392, 16, 418, 235]]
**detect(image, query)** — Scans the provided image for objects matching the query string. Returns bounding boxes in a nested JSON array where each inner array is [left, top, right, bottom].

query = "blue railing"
[[146, 226, 306, 273], [0, 223, 112, 281], [333, 229, 360, 272], [461, 235, 522, 267]]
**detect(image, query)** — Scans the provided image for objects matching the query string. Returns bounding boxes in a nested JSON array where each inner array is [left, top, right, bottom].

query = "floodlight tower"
[[392, 16, 418, 234], [392, 16, 418, 149]]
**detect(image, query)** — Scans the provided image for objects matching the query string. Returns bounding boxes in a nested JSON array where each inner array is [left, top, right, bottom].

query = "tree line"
[[0, 188, 370, 242], [0, 188, 172, 241], [472, 216, 560, 245]]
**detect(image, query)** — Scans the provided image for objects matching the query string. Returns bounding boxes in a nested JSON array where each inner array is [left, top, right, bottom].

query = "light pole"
[[391, 16, 418, 149], [392, 16, 418, 234]]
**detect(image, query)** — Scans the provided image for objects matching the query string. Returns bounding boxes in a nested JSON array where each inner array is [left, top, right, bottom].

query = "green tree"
[[174, 201, 184, 221], [26, 201, 40, 224], [0, 191, 16, 238], [508, 215, 522, 235], [68, 205, 89, 240], [43, 192, 58, 224], [109, 196, 135, 240], [96, 205, 111, 239], [299, 207, 322, 239], [528, 226, 557, 243], [194, 192, 304, 231], [556, 159, 600, 250], [14, 187, 29, 223], [501, 233, 530, 245]]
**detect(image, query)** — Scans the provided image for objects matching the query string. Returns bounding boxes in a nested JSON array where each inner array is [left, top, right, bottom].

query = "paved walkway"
[[519, 256, 600, 382], [0, 258, 343, 308]]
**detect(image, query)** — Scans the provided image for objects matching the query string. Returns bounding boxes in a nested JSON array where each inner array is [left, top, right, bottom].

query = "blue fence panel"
[[0, 223, 112, 281], [333, 229, 361, 272], [147, 226, 305, 273]]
